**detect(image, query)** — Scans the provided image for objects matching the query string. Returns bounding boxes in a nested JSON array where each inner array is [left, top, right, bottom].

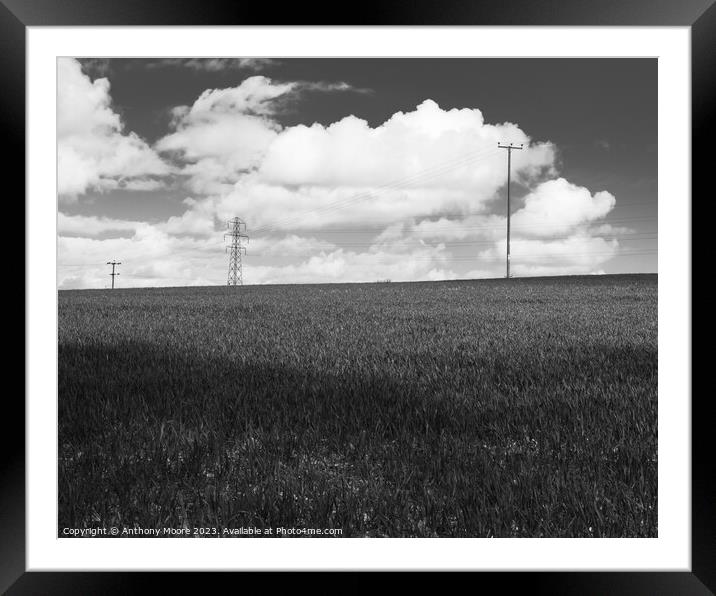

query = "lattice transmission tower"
[[225, 217, 249, 286]]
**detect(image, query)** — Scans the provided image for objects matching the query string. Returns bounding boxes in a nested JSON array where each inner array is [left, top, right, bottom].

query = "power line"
[[225, 217, 248, 286], [247, 142, 656, 239], [245, 229, 656, 249], [202, 142, 657, 279], [252, 147, 501, 235], [106, 260, 121, 289], [247, 234, 657, 251], [246, 248, 658, 260], [251, 214, 657, 238], [259, 216, 657, 236], [253, 147, 500, 233]]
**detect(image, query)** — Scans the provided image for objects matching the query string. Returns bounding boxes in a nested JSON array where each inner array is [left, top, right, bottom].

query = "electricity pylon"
[[225, 217, 248, 286]]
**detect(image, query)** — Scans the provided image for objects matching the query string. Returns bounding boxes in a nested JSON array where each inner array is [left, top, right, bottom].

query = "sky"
[[57, 58, 657, 289]]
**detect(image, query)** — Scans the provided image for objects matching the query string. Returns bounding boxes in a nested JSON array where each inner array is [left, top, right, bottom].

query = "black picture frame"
[[6, 0, 707, 591]]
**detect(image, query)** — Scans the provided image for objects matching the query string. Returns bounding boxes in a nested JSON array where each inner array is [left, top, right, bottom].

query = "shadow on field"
[[59, 339, 657, 538]]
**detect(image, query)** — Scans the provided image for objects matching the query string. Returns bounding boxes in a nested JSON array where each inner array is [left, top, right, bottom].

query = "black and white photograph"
[[57, 57, 658, 539]]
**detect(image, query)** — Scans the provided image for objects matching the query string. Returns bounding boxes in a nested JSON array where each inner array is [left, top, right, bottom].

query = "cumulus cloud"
[[249, 234, 337, 257], [510, 178, 616, 237], [57, 224, 455, 288], [156, 76, 371, 194], [245, 244, 454, 285], [357, 178, 619, 277], [58, 227, 221, 289], [57, 58, 171, 200], [477, 232, 619, 277], [200, 100, 556, 234], [257, 100, 554, 191], [58, 72, 625, 288], [405, 215, 506, 242], [158, 202, 218, 237], [156, 77, 296, 195], [58, 213, 144, 237]]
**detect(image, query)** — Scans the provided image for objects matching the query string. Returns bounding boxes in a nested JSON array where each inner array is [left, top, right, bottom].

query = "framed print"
[[7, 0, 709, 591]]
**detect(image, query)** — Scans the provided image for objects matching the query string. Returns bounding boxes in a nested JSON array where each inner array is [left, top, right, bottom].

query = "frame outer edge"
[[691, 2, 716, 593], [9, 0, 711, 592]]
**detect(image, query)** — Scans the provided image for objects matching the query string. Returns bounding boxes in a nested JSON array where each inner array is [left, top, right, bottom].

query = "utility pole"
[[225, 217, 249, 286], [106, 261, 121, 289], [498, 143, 523, 278]]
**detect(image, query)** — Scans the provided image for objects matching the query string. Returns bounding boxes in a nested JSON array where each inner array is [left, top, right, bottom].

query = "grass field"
[[58, 274, 657, 537]]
